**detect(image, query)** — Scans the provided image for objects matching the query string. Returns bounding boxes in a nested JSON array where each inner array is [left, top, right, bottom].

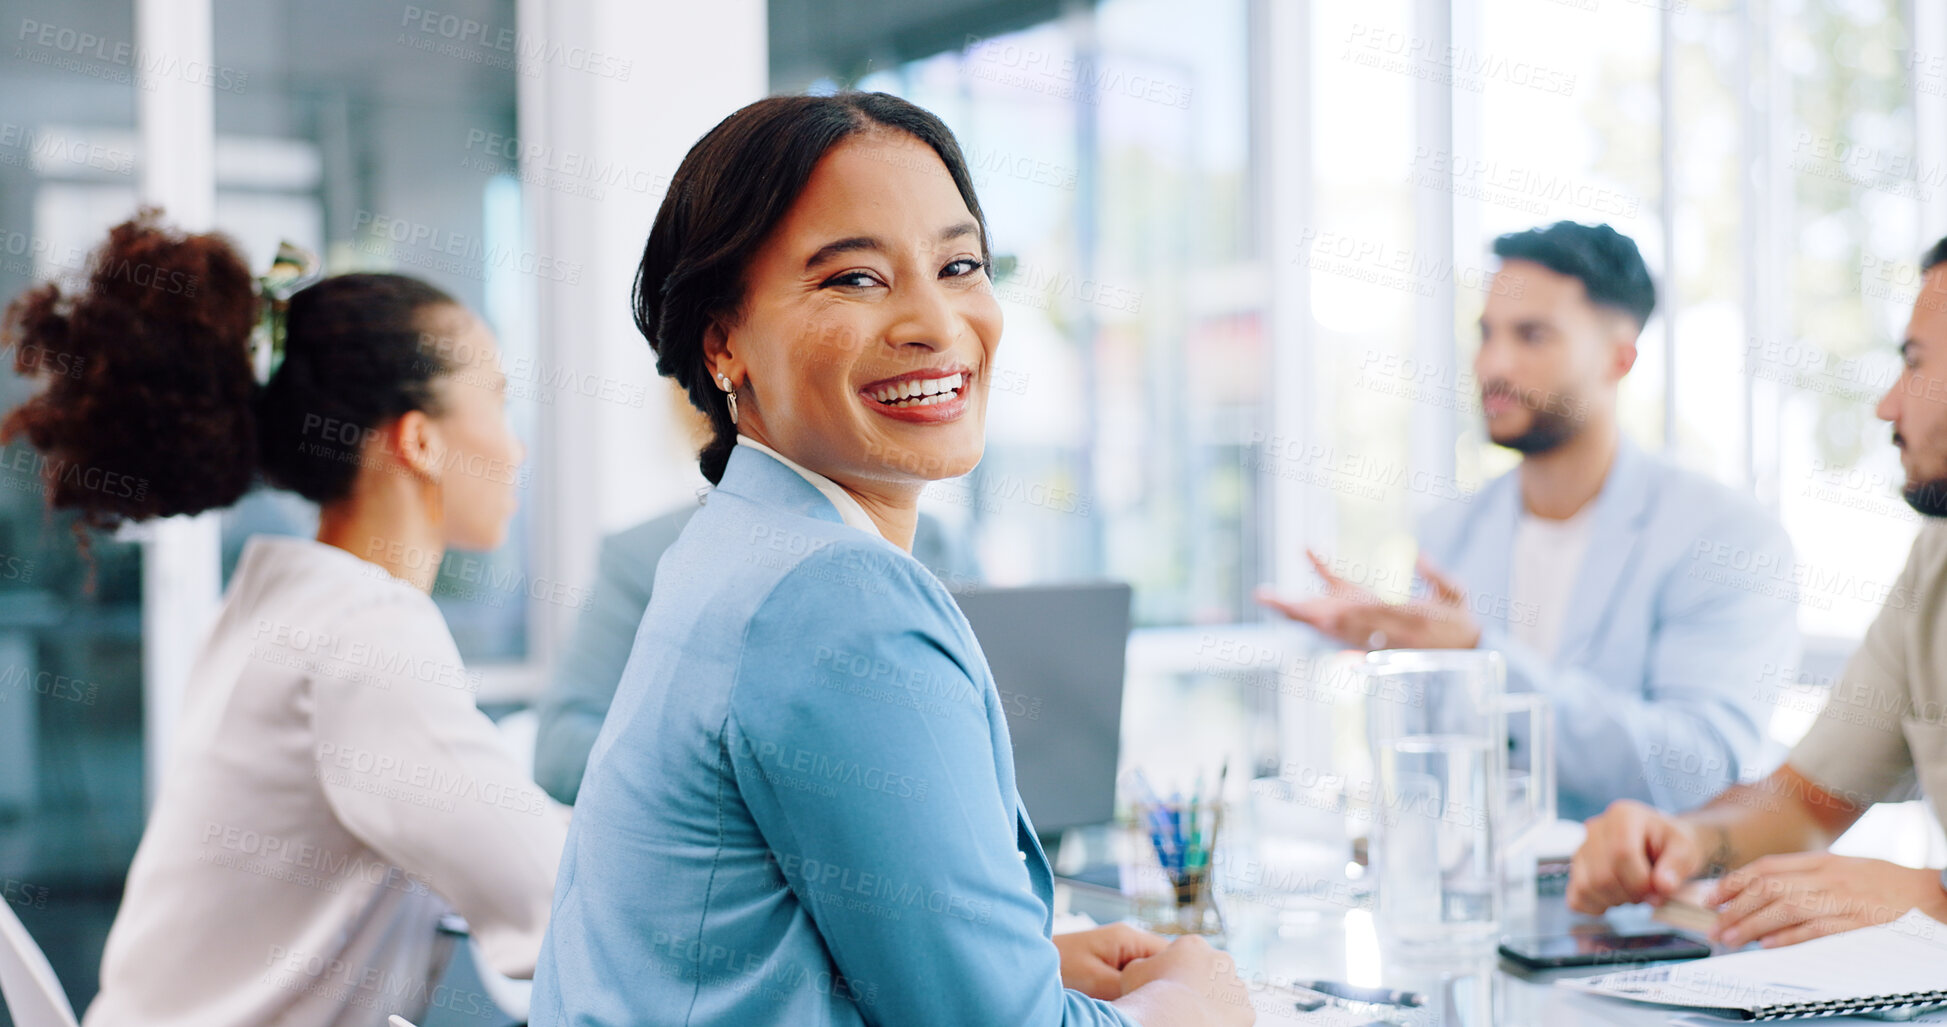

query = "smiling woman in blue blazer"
[[528, 94, 1251, 1027]]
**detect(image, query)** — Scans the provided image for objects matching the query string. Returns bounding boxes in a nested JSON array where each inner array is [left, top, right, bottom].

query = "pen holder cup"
[[1128, 799, 1225, 937]]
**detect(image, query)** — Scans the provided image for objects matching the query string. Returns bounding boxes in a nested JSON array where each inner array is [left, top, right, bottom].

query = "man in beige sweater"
[[1568, 235, 1947, 948]]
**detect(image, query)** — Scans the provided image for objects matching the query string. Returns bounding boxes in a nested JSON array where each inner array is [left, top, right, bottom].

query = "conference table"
[[1051, 835, 1698, 1027]]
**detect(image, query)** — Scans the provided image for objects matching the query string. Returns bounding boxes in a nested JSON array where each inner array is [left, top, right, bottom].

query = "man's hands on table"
[[1568, 799, 1708, 914], [1704, 853, 1947, 948], [1568, 798, 1947, 949]]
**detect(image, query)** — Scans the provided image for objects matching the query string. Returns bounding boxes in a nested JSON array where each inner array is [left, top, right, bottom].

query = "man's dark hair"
[[1923, 235, 1947, 274], [1492, 221, 1657, 330]]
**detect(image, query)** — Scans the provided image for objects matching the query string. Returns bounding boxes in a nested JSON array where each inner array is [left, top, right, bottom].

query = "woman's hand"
[[1114, 935, 1256, 1026], [1053, 923, 1168, 999], [1706, 853, 1947, 948]]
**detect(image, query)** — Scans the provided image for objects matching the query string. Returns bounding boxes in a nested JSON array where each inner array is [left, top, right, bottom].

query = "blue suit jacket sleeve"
[[726, 546, 1133, 1027], [1481, 508, 1797, 815]]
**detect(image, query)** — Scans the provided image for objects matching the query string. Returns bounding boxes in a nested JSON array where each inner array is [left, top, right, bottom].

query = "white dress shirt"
[[84, 536, 566, 1027], [737, 436, 886, 540]]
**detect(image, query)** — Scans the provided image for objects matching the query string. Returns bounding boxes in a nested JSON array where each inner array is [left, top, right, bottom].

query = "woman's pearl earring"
[[717, 373, 739, 425]]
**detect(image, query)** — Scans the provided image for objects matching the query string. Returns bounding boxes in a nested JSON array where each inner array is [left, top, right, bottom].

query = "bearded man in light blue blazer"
[[1262, 222, 1799, 821]]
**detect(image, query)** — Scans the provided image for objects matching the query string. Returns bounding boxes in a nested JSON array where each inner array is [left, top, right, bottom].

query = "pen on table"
[[1139, 811, 1174, 875], [1175, 763, 1222, 876], [1190, 770, 1222, 870], [1130, 769, 1179, 874], [1288, 979, 1426, 1008], [1164, 791, 1184, 872], [1186, 773, 1203, 867], [1130, 768, 1168, 822], [1283, 988, 1407, 1026], [1214, 758, 1228, 824]]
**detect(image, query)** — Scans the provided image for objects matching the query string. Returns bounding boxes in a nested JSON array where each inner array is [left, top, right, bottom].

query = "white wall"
[[516, 0, 767, 682]]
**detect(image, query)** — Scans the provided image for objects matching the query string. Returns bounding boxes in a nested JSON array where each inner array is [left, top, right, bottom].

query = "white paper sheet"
[[1564, 909, 1947, 1017]]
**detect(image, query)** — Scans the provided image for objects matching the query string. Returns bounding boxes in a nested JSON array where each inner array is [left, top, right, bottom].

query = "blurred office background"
[[0, 0, 1942, 1018]]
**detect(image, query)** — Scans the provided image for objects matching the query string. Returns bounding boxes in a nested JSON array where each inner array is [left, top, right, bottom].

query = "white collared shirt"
[[736, 437, 886, 541]]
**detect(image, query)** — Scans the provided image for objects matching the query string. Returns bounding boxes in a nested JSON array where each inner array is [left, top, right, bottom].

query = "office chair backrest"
[[0, 900, 77, 1027]]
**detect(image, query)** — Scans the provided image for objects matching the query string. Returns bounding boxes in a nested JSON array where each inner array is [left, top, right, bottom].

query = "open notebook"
[[1561, 909, 1947, 1021]]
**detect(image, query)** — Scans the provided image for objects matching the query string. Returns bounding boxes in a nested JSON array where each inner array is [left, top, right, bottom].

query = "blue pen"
[[1147, 827, 1171, 869], [1149, 788, 1175, 875], [1137, 804, 1173, 868], [1130, 770, 1180, 879], [1165, 793, 1184, 874]]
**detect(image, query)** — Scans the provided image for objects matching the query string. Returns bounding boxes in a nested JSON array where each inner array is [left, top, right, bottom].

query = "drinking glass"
[[1362, 649, 1508, 950], [1371, 732, 1499, 948], [1499, 692, 1556, 936]]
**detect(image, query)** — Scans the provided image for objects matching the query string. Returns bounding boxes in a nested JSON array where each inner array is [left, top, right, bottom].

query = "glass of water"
[[1371, 732, 1499, 950], [1500, 692, 1556, 936]]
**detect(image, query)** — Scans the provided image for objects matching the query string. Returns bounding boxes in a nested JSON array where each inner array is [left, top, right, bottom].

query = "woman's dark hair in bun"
[[1, 208, 463, 540]]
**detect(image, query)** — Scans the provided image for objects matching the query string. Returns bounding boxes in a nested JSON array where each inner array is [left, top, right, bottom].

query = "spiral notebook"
[[1561, 909, 1947, 1020]]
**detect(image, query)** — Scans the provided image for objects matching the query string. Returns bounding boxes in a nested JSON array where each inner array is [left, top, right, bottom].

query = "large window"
[[210, 0, 537, 665], [1303, 0, 1420, 600], [842, 0, 1257, 626], [0, 1, 146, 1011], [1767, 0, 1922, 640], [772, 0, 1945, 768], [782, 0, 1946, 652], [1463, 0, 1663, 469]]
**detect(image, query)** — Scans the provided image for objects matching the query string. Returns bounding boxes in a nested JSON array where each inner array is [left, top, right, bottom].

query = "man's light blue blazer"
[[1418, 440, 1800, 821], [530, 445, 1133, 1026]]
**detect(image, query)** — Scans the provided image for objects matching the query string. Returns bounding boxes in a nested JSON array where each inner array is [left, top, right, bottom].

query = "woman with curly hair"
[[3, 211, 565, 1027]]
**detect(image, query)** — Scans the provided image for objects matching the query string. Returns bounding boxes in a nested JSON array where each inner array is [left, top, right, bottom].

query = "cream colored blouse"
[[84, 535, 566, 1027]]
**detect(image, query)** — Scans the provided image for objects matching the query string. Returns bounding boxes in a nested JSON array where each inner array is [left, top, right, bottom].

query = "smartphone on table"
[[1499, 929, 1710, 970]]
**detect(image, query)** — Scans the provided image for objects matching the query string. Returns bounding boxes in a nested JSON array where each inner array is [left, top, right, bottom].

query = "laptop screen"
[[949, 582, 1132, 839]]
